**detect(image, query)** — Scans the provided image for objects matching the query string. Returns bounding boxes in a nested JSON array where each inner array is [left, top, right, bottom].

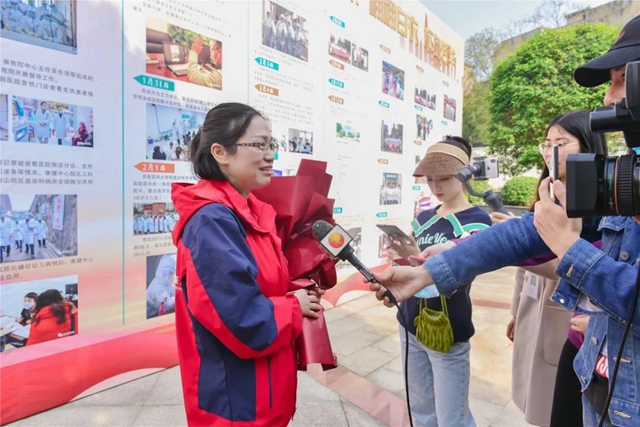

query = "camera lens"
[[605, 154, 640, 216], [565, 153, 640, 217]]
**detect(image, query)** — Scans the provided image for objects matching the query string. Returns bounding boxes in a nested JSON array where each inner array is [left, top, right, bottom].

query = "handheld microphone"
[[312, 220, 398, 305]]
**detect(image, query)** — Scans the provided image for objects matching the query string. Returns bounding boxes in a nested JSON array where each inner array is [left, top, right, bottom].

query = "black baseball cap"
[[574, 15, 640, 87]]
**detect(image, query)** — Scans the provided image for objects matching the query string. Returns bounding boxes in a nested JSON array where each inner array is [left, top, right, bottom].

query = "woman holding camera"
[[491, 111, 607, 427]]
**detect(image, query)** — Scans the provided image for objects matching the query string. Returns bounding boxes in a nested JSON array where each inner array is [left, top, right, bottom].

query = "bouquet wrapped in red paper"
[[253, 159, 339, 371]]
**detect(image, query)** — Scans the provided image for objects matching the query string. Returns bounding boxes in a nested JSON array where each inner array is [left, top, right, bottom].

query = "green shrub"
[[466, 179, 490, 205], [500, 176, 538, 207]]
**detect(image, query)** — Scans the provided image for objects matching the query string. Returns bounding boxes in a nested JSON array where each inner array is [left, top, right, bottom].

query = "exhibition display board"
[[0, 0, 463, 423]]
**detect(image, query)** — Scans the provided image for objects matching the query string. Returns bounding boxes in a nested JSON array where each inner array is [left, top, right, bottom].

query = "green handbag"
[[414, 296, 454, 353]]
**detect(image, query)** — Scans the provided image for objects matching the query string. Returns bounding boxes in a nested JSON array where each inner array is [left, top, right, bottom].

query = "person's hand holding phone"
[[385, 233, 420, 261], [408, 240, 456, 265]]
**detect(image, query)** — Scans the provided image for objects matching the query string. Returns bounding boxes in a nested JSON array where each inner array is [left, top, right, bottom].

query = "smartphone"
[[392, 258, 412, 267], [376, 224, 411, 242], [549, 145, 559, 202]]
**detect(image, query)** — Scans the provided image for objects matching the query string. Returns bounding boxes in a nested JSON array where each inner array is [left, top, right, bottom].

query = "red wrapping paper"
[[253, 160, 339, 371]]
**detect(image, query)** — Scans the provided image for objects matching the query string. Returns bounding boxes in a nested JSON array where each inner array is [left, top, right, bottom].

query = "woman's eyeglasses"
[[236, 141, 278, 153], [538, 141, 579, 155]]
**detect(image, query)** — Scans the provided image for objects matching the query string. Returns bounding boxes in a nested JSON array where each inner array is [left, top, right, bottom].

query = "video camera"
[[566, 61, 640, 217], [455, 156, 508, 214]]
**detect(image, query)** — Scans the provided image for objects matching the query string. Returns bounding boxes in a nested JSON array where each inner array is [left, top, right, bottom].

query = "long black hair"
[[530, 110, 608, 211], [32, 289, 69, 325]]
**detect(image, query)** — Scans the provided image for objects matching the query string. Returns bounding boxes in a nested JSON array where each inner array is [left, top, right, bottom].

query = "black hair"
[[440, 135, 473, 160], [40, 101, 47, 106], [530, 110, 608, 211], [190, 103, 264, 181], [24, 292, 38, 300], [33, 289, 68, 325]]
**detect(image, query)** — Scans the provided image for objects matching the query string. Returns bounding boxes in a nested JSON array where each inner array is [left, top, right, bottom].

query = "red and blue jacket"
[[171, 179, 303, 427]]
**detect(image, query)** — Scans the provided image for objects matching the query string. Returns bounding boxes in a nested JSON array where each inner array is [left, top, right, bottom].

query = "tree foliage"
[[462, 81, 491, 146], [500, 176, 539, 207], [526, 0, 583, 29], [488, 23, 619, 174], [465, 28, 502, 81], [466, 179, 491, 205]]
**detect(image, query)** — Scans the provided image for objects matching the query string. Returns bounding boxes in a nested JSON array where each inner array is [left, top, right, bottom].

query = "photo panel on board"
[[1, 93, 8, 141], [0, 0, 78, 55], [0, 275, 78, 353], [145, 252, 176, 320], [144, 103, 205, 162], [11, 95, 93, 147], [0, 194, 77, 263], [145, 16, 223, 91], [250, 0, 325, 174]]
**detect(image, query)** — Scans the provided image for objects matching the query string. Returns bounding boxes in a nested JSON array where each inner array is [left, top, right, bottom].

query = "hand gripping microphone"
[[312, 220, 413, 427], [312, 220, 398, 305]]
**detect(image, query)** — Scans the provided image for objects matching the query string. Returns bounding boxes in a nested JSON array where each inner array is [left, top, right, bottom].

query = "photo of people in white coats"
[[380, 173, 402, 205], [11, 96, 93, 146], [262, 0, 308, 61], [0, 0, 77, 54], [133, 202, 178, 236], [286, 128, 313, 154], [145, 103, 204, 162], [0, 194, 78, 263], [146, 253, 176, 319], [0, 275, 78, 352], [1, 94, 8, 141]]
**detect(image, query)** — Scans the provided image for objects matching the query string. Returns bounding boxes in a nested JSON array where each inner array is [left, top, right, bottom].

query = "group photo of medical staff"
[[11, 96, 93, 146], [1, 0, 77, 53], [0, 194, 78, 264], [0, 275, 78, 352], [133, 202, 178, 236], [145, 103, 204, 162], [145, 253, 176, 320], [380, 172, 402, 205], [262, 0, 308, 61]]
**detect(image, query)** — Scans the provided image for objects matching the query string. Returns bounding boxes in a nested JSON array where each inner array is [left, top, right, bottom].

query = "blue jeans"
[[399, 325, 476, 427]]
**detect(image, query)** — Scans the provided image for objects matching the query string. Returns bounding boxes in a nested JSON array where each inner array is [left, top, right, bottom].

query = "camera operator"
[[368, 15, 640, 427]]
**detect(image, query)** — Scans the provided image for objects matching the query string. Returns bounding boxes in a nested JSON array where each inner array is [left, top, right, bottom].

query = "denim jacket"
[[425, 213, 640, 426]]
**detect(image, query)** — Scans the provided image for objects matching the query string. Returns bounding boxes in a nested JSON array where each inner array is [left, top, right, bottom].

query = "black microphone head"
[[312, 220, 333, 241]]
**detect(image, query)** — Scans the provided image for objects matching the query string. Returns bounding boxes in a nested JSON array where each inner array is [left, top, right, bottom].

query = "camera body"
[[565, 61, 640, 217], [470, 156, 500, 181], [455, 159, 507, 214]]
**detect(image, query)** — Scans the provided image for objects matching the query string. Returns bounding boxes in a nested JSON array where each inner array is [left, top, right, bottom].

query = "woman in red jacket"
[[171, 103, 321, 427], [27, 289, 77, 346]]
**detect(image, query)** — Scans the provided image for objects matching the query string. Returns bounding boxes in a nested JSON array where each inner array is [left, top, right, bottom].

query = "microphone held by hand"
[[312, 220, 398, 305]]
